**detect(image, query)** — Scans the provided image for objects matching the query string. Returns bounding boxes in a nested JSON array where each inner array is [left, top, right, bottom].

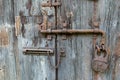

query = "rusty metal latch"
[[23, 47, 65, 57], [41, 0, 61, 7], [23, 47, 54, 55], [40, 29, 105, 35]]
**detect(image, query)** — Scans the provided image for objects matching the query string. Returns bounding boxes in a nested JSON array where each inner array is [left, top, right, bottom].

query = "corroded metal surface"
[[115, 36, 120, 56], [92, 44, 109, 72], [41, 2, 61, 7], [40, 29, 105, 35]]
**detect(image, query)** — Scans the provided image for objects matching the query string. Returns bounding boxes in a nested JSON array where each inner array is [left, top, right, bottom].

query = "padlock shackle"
[[94, 44, 108, 58]]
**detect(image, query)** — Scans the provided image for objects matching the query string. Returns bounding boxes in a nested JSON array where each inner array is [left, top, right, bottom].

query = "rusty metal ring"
[[95, 44, 108, 56]]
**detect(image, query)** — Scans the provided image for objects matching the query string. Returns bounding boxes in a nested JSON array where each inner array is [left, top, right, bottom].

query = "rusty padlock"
[[92, 44, 109, 72]]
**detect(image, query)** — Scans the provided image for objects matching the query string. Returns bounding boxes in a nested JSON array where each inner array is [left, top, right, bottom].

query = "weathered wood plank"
[[13, 0, 56, 80], [2, 0, 14, 24], [0, 0, 119, 80], [14, 0, 44, 16], [0, 48, 5, 80], [58, 0, 120, 80], [58, 0, 93, 80]]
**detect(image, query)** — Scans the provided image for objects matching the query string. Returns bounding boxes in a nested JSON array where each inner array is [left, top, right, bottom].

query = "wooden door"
[[57, 0, 120, 80], [14, 0, 57, 80], [0, 0, 56, 80], [0, 0, 120, 80]]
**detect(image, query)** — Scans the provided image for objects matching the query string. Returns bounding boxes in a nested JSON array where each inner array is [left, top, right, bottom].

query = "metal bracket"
[[23, 47, 54, 55]]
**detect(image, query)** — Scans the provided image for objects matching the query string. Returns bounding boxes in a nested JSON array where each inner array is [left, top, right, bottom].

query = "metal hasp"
[[23, 47, 65, 57], [40, 29, 105, 35]]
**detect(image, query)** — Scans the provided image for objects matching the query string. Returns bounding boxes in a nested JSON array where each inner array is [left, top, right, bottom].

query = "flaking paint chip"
[[0, 27, 9, 46]]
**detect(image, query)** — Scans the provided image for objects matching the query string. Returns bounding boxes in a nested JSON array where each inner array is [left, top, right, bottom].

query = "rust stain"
[[26, 0, 32, 16], [15, 16, 21, 36], [94, 72, 99, 80], [38, 10, 48, 30], [0, 28, 9, 46], [19, 11, 27, 24], [115, 36, 120, 56], [112, 36, 120, 80]]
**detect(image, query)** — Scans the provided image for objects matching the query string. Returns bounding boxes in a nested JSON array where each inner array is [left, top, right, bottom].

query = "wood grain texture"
[[0, 0, 3, 16], [58, 0, 120, 80], [0, 0, 120, 80], [13, 0, 56, 80], [0, 0, 56, 80]]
